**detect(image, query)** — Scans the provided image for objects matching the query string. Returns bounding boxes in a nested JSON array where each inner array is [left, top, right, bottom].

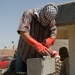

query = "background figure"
[[59, 47, 69, 75], [16, 2, 58, 73]]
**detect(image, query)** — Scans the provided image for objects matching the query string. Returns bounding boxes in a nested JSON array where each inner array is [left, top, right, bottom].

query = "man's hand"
[[34, 42, 50, 56], [28, 37, 50, 56], [42, 38, 54, 48]]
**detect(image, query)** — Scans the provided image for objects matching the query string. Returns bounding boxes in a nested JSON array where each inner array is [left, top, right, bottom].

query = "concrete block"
[[27, 57, 55, 75]]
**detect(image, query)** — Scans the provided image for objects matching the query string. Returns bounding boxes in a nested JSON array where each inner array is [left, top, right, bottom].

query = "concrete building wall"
[[51, 39, 69, 52], [68, 25, 75, 75]]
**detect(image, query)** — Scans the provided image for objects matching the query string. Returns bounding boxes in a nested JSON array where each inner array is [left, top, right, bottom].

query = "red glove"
[[42, 38, 54, 48], [27, 37, 50, 56]]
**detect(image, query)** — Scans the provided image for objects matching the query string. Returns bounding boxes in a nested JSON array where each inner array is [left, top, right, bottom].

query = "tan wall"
[[0, 49, 16, 56], [68, 25, 75, 75], [56, 26, 68, 39], [57, 30, 68, 39]]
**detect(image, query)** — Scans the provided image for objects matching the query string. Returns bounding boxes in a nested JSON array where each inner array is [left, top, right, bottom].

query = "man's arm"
[[20, 31, 50, 56], [42, 20, 57, 48]]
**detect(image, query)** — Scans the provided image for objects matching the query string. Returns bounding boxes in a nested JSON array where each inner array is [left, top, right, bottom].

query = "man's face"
[[39, 12, 51, 26]]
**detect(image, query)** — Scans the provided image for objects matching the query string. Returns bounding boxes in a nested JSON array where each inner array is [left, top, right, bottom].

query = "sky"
[[0, 0, 72, 49]]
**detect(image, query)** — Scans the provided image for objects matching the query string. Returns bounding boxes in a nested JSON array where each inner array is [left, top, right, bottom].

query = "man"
[[16, 2, 58, 73]]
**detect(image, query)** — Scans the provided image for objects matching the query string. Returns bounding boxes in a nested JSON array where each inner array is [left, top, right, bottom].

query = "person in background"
[[16, 2, 58, 74], [59, 47, 69, 75]]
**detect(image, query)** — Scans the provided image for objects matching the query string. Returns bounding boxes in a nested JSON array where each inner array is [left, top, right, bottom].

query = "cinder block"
[[27, 57, 55, 75]]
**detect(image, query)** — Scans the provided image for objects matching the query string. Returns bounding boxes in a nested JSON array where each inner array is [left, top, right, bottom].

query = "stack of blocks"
[[27, 56, 55, 75]]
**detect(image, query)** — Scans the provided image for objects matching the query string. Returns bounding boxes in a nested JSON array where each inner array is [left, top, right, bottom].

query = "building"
[[55, 1, 75, 75]]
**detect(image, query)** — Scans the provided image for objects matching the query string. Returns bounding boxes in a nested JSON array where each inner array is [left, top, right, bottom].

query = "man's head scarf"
[[34, 3, 58, 26]]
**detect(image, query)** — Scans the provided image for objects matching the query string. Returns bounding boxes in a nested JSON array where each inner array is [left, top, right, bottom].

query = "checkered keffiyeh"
[[35, 3, 58, 26]]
